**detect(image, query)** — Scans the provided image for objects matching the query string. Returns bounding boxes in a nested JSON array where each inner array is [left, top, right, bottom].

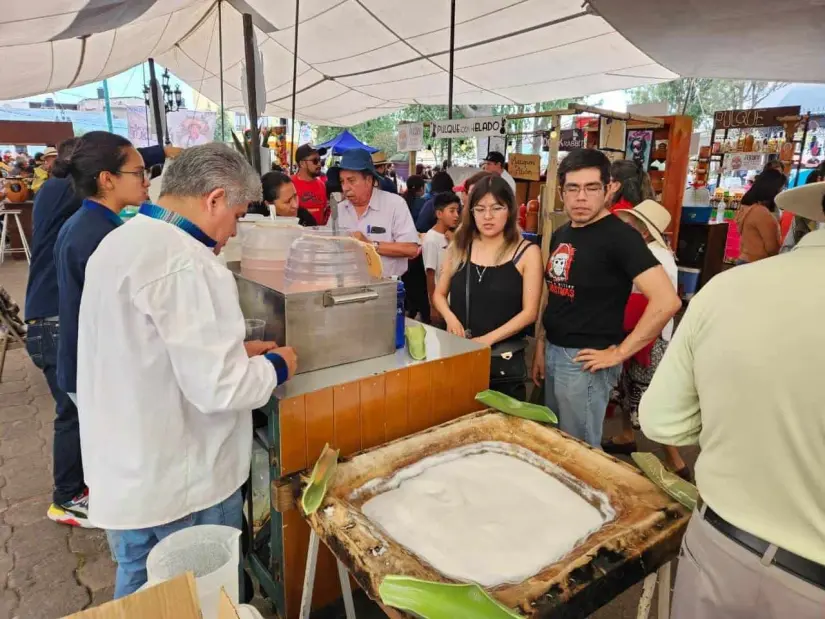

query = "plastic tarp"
[[316, 129, 378, 155], [0, 0, 684, 126]]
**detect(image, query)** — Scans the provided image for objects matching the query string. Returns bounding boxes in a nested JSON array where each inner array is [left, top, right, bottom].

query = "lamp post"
[[143, 68, 184, 144]]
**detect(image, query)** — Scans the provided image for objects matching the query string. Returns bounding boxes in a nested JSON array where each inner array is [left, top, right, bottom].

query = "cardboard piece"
[[63, 573, 241, 619], [507, 153, 541, 181]]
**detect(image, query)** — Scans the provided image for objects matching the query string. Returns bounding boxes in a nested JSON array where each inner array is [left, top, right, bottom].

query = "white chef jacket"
[[76, 213, 279, 530]]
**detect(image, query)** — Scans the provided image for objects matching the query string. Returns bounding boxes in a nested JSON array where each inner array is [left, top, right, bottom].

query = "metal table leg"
[[657, 561, 671, 618], [337, 558, 357, 619], [299, 530, 321, 619], [636, 560, 672, 619]]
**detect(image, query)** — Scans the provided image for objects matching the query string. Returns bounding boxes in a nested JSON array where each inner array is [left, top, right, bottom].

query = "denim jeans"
[[25, 320, 85, 505], [106, 488, 244, 599], [544, 343, 622, 447]]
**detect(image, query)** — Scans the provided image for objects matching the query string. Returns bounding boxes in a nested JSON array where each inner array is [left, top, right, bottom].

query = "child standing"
[[422, 192, 460, 326]]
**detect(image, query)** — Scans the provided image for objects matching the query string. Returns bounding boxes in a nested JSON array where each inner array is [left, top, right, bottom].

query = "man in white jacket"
[[76, 143, 297, 598]]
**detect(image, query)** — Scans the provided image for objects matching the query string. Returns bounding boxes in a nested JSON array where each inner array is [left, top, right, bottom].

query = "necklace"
[[474, 265, 488, 283]]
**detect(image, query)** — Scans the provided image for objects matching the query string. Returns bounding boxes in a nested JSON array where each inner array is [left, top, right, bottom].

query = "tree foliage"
[[629, 79, 787, 130], [213, 110, 234, 143]]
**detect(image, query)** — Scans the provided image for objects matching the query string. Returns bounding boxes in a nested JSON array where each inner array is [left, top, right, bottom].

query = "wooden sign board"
[[713, 106, 800, 131], [507, 153, 540, 181]]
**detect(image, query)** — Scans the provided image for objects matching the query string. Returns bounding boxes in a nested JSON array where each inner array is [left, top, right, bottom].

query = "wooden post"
[[659, 115, 693, 249], [409, 150, 416, 177], [540, 114, 561, 262], [445, 0, 456, 165], [242, 13, 261, 174]]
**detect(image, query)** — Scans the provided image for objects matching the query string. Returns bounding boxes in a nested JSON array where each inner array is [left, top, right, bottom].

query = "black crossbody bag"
[[464, 245, 528, 392]]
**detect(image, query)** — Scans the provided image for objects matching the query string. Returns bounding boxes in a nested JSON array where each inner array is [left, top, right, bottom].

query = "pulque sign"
[[713, 106, 800, 130], [430, 116, 507, 139]]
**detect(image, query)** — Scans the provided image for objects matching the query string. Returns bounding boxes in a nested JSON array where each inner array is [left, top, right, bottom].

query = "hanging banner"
[[431, 116, 507, 139], [713, 106, 800, 131], [397, 122, 425, 152], [167, 111, 217, 147], [126, 106, 152, 147], [559, 129, 585, 151], [507, 153, 541, 181], [722, 152, 767, 172]]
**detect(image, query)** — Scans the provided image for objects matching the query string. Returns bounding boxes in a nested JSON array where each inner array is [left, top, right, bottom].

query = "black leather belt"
[[698, 497, 825, 589]]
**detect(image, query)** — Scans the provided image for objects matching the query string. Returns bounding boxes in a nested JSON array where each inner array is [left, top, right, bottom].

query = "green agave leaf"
[[476, 390, 558, 424], [631, 452, 698, 511], [406, 324, 427, 361], [301, 443, 340, 515], [379, 576, 522, 619]]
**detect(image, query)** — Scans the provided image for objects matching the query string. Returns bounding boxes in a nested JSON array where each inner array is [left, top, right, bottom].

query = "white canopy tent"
[[2, 1, 822, 127], [2, 0, 679, 126]]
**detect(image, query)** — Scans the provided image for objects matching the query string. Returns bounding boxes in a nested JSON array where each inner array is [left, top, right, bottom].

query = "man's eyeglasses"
[[562, 183, 604, 197], [471, 204, 508, 216]]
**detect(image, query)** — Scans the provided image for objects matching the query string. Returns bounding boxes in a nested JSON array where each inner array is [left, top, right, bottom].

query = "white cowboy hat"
[[775, 181, 825, 223], [615, 199, 671, 249]]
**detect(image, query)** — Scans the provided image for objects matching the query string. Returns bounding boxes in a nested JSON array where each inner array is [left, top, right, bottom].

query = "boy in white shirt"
[[422, 192, 460, 326]]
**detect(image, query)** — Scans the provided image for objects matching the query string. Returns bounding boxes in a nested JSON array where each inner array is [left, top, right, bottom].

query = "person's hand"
[[444, 315, 465, 338], [532, 344, 545, 386], [351, 231, 369, 243], [471, 334, 495, 347], [164, 145, 183, 159], [244, 340, 278, 357], [574, 345, 625, 373], [273, 346, 298, 379]]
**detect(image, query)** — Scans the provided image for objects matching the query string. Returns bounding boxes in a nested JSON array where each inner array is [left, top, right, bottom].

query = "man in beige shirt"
[[640, 181, 825, 618]]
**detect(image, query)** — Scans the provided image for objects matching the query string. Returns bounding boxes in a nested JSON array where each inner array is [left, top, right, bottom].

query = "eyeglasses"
[[471, 204, 508, 216], [118, 169, 149, 181], [305, 157, 321, 164], [562, 183, 605, 197]]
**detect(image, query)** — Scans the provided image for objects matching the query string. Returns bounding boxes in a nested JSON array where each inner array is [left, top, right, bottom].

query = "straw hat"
[[43, 147, 58, 159], [775, 181, 825, 223], [615, 199, 671, 249], [371, 151, 389, 166]]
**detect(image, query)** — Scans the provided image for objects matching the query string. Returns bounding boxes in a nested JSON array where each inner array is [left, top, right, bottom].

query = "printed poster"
[[126, 106, 153, 147], [167, 110, 217, 147], [397, 122, 424, 152], [625, 129, 654, 170]]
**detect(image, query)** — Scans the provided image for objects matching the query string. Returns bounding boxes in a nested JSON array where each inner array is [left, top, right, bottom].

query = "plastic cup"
[[244, 319, 266, 341]]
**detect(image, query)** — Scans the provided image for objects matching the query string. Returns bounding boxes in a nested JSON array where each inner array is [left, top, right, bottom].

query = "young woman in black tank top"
[[432, 175, 543, 399]]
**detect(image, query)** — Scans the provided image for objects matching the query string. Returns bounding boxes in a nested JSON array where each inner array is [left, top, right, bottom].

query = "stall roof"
[[0, 1, 680, 126], [316, 129, 378, 155]]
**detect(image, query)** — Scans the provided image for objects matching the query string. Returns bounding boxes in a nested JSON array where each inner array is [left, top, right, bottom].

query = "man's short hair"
[[434, 192, 460, 212], [557, 148, 611, 187], [160, 143, 262, 206]]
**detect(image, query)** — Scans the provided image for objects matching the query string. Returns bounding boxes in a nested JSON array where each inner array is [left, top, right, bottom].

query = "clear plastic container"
[[284, 230, 371, 291], [240, 222, 304, 288]]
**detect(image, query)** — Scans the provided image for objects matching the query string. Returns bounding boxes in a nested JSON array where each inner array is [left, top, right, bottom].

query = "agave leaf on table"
[[475, 390, 557, 424], [631, 452, 698, 511], [379, 575, 523, 619], [301, 443, 340, 515]]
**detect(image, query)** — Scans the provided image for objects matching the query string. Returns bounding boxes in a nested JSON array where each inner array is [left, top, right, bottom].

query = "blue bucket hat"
[[339, 148, 382, 182]]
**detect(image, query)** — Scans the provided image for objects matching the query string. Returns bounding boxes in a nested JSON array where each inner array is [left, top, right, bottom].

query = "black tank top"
[[449, 240, 532, 341]]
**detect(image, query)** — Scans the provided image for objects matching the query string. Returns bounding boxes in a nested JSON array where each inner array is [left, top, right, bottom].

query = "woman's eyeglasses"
[[471, 204, 508, 216], [118, 169, 149, 181]]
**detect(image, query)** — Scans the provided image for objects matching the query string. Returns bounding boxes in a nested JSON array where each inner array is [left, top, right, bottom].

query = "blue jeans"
[[25, 320, 84, 505], [544, 343, 622, 447], [107, 488, 244, 599]]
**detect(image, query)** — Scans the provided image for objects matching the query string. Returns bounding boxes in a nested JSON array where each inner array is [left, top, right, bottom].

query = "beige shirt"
[[640, 229, 825, 565]]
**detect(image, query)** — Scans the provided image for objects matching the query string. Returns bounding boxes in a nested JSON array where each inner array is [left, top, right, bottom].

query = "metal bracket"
[[300, 530, 356, 619]]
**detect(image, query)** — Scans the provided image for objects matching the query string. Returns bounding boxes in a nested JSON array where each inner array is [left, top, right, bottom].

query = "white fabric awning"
[[0, 1, 684, 126]]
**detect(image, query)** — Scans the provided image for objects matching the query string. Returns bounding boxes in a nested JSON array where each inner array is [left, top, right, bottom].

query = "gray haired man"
[[76, 143, 297, 597]]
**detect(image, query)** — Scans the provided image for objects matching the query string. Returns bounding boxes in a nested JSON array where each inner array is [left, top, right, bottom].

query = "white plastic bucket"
[[146, 525, 241, 619]]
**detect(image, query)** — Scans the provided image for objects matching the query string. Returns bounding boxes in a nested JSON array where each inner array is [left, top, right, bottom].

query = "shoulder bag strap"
[[464, 240, 472, 338]]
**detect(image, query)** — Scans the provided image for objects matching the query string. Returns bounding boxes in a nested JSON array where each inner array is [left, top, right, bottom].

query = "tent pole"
[[289, 0, 300, 168], [445, 0, 456, 165], [218, 0, 225, 142], [147, 58, 165, 146], [242, 13, 261, 174]]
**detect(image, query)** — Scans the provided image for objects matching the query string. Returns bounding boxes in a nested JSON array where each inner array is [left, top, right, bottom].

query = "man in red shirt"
[[291, 143, 329, 224]]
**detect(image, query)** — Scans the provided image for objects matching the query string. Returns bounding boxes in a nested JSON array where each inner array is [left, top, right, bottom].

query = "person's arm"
[[757, 208, 781, 257], [374, 241, 419, 258], [473, 244, 543, 347], [432, 252, 464, 337], [132, 263, 294, 414], [421, 236, 440, 320], [639, 297, 703, 446], [577, 265, 681, 371], [380, 200, 421, 259]]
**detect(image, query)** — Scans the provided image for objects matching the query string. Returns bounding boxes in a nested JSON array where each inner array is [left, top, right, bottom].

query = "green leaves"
[[405, 324, 427, 361], [631, 452, 698, 511], [379, 576, 522, 619], [301, 443, 340, 515], [475, 390, 557, 424]]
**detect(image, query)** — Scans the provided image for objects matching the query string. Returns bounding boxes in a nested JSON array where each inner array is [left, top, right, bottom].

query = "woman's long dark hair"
[[51, 131, 133, 199], [450, 175, 520, 266], [741, 168, 787, 212], [405, 175, 425, 211], [610, 159, 653, 206], [430, 170, 455, 194]]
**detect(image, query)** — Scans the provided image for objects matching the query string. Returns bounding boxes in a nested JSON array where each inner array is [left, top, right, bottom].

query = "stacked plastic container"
[[240, 223, 304, 289], [283, 229, 371, 292]]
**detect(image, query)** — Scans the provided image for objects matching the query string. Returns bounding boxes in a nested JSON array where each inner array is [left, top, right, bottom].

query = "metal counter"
[[273, 318, 486, 399]]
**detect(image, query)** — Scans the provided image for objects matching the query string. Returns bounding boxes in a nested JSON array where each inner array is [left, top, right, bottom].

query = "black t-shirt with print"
[[542, 214, 659, 349]]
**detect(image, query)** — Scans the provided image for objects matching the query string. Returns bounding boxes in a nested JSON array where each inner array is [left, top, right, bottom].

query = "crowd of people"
[[15, 127, 825, 618]]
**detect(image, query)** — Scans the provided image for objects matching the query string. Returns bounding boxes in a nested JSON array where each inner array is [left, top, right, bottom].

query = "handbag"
[[463, 245, 528, 389]]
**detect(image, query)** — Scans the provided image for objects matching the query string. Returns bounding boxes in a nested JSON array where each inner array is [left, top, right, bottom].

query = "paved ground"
[[1, 259, 694, 618]]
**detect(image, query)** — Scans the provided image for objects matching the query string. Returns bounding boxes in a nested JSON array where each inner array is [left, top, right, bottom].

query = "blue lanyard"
[[82, 199, 123, 227], [138, 202, 217, 248]]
